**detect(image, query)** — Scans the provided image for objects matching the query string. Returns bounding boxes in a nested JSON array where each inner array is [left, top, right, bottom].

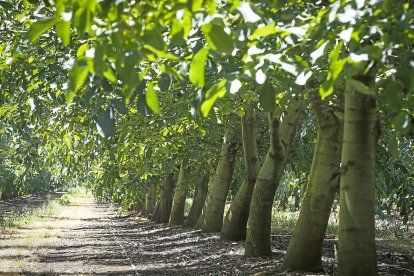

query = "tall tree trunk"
[[283, 101, 342, 272], [245, 100, 302, 256], [151, 201, 160, 222], [185, 169, 209, 227], [157, 174, 175, 223], [169, 160, 188, 226], [221, 104, 260, 241], [338, 72, 378, 275], [202, 129, 239, 233], [195, 165, 217, 229], [144, 183, 157, 218]]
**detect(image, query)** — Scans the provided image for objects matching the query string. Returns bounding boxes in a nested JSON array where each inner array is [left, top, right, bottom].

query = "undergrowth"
[[0, 187, 82, 230]]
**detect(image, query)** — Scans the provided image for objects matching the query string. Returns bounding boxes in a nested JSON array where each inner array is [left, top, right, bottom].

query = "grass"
[[270, 205, 413, 251], [0, 187, 82, 231], [0, 200, 63, 230]]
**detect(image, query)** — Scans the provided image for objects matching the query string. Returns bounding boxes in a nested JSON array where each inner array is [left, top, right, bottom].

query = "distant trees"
[[1, 0, 413, 274]]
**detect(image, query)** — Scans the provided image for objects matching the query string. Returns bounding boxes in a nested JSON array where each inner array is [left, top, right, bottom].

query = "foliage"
[[0, 0, 413, 225]]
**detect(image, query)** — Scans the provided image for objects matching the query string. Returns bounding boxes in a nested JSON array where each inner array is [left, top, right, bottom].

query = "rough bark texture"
[[283, 102, 343, 272], [144, 183, 157, 219], [245, 100, 302, 256], [202, 130, 239, 233], [157, 174, 175, 223], [338, 72, 378, 275], [221, 105, 260, 241], [185, 170, 209, 227], [169, 161, 188, 226]]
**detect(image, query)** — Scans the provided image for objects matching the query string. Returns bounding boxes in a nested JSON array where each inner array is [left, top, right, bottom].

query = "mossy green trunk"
[[221, 105, 260, 241], [185, 170, 209, 227], [169, 161, 188, 226], [144, 183, 157, 218], [245, 101, 302, 256], [283, 102, 342, 272], [158, 174, 175, 223], [202, 130, 239, 233], [338, 73, 378, 275]]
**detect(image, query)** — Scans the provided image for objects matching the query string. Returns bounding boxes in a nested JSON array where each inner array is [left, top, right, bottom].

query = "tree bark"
[[185, 169, 209, 227], [169, 160, 188, 225], [338, 72, 378, 275], [151, 201, 160, 222], [157, 174, 175, 223], [144, 183, 157, 218], [221, 104, 260, 241], [245, 99, 302, 256], [202, 129, 239, 233], [283, 101, 342, 272], [195, 165, 216, 229]]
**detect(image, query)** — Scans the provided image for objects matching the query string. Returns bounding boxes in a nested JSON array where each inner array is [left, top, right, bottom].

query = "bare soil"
[[0, 193, 413, 275]]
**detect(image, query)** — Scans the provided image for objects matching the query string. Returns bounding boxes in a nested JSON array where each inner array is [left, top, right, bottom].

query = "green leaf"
[[25, 17, 57, 42], [96, 108, 116, 138], [249, 22, 281, 40], [0, 1, 13, 9], [201, 80, 227, 117], [319, 80, 334, 100], [391, 112, 410, 134], [56, 21, 71, 46], [159, 74, 172, 92], [77, 43, 89, 58], [146, 82, 161, 114], [189, 47, 210, 88], [67, 63, 89, 103], [330, 41, 343, 62], [103, 67, 117, 83], [188, 0, 204, 12], [113, 99, 128, 115], [137, 95, 153, 116], [383, 80, 403, 112], [347, 78, 375, 96], [201, 23, 234, 54], [259, 82, 276, 112], [143, 28, 166, 54]]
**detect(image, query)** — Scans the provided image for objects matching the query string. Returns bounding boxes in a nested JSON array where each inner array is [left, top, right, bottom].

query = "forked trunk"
[[283, 101, 342, 272], [221, 104, 260, 241], [338, 72, 378, 275], [245, 100, 302, 256]]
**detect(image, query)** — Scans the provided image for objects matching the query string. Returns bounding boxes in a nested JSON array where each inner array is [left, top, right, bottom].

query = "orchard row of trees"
[[1, 0, 413, 274]]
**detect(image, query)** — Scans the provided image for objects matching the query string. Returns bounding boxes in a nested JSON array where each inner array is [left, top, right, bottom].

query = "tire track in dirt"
[[0, 193, 138, 275]]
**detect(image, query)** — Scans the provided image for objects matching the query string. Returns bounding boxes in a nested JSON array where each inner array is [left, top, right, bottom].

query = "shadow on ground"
[[0, 194, 413, 275]]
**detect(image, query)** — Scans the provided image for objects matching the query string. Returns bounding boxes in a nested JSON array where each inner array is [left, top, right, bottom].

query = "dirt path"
[[0, 193, 413, 275], [0, 194, 137, 275]]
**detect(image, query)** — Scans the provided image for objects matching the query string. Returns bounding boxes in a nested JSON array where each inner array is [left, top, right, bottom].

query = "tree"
[[184, 165, 209, 227], [221, 103, 260, 241], [245, 98, 303, 256], [283, 99, 343, 272], [338, 70, 379, 275], [169, 160, 189, 226], [201, 126, 240, 233]]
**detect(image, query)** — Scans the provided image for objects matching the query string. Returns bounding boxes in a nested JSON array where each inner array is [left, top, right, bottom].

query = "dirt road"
[[0, 194, 140, 275]]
